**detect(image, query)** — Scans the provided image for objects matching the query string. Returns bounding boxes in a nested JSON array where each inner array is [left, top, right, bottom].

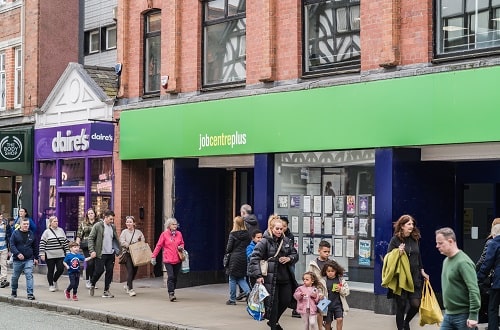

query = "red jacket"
[[152, 230, 185, 264]]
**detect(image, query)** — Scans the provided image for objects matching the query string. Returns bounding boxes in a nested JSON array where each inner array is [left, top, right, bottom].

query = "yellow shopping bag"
[[419, 280, 443, 326]]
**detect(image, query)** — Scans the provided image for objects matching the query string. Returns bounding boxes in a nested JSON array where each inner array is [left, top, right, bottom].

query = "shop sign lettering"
[[52, 129, 90, 153], [0, 135, 24, 161]]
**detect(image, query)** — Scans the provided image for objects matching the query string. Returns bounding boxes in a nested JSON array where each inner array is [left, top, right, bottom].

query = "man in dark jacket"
[[10, 218, 38, 300], [240, 204, 259, 236]]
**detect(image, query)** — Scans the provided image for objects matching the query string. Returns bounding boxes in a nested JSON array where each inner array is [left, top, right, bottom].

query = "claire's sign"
[[35, 123, 114, 159]]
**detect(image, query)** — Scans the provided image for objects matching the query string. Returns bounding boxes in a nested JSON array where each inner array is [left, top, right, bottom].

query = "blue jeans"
[[229, 275, 250, 302], [440, 313, 471, 330], [11, 259, 34, 295]]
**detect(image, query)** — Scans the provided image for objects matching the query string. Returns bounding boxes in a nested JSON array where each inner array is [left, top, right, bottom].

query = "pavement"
[[0, 271, 487, 330]]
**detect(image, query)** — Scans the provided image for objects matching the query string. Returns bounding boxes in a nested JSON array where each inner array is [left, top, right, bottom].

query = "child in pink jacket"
[[294, 271, 322, 330]]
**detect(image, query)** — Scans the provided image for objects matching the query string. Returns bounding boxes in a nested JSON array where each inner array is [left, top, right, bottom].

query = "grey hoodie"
[[244, 214, 259, 236]]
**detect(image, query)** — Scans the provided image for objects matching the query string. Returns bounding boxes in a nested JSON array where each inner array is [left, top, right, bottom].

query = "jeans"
[[11, 259, 34, 295], [488, 288, 500, 330], [66, 272, 80, 294], [91, 254, 115, 291], [440, 313, 470, 330], [46, 257, 64, 286], [229, 275, 250, 302]]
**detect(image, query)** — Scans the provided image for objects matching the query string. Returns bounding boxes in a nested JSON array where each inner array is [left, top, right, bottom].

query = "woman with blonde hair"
[[76, 208, 99, 288], [39, 216, 69, 292], [224, 216, 251, 305]]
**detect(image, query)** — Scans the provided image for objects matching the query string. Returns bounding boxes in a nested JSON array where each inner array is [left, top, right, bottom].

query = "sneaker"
[[72, 294, 78, 301], [54, 282, 58, 290], [0, 280, 9, 288], [64, 290, 70, 300], [291, 309, 301, 318], [128, 289, 136, 297], [169, 293, 176, 302], [85, 280, 92, 289], [102, 290, 114, 298], [226, 300, 236, 305], [236, 292, 247, 301], [89, 285, 95, 296], [123, 284, 129, 293], [27, 294, 35, 300], [10, 291, 17, 298], [49, 285, 56, 292]]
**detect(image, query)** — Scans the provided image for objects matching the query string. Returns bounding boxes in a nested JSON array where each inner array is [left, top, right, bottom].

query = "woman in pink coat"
[[151, 218, 185, 301]]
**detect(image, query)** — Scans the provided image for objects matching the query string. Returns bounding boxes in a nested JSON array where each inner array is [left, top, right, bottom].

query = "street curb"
[[0, 295, 203, 330]]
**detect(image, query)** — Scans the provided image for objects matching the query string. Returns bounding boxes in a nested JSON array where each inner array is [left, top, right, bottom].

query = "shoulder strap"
[[271, 239, 284, 258], [49, 228, 66, 250]]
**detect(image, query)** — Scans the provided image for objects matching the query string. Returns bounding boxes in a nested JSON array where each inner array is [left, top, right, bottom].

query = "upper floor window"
[[0, 53, 5, 110], [144, 11, 161, 94], [303, 0, 360, 75], [84, 25, 117, 55], [436, 0, 500, 57], [14, 47, 21, 108], [203, 0, 246, 87]]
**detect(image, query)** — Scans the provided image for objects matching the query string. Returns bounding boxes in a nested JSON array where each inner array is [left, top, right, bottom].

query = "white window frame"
[[106, 26, 117, 50], [14, 47, 21, 109], [89, 30, 100, 54], [0, 52, 5, 110]]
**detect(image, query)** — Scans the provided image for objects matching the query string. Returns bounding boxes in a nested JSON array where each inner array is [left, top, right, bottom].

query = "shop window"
[[37, 161, 57, 230], [436, 0, 500, 57], [275, 150, 375, 284], [90, 157, 112, 217], [203, 0, 246, 87], [144, 11, 161, 94], [61, 158, 85, 187], [303, 0, 360, 75]]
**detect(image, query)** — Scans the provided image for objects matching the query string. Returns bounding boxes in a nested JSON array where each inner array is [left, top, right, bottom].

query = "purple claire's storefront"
[[33, 123, 114, 241]]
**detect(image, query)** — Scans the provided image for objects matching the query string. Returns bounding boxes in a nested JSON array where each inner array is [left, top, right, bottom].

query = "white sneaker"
[[85, 280, 92, 289], [123, 284, 129, 293], [128, 289, 136, 297], [54, 282, 58, 290], [49, 285, 56, 292]]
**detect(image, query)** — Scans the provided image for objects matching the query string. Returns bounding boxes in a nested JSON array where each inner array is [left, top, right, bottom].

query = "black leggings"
[[395, 292, 420, 330], [46, 257, 64, 286], [125, 255, 138, 289], [268, 282, 292, 329], [82, 248, 95, 281]]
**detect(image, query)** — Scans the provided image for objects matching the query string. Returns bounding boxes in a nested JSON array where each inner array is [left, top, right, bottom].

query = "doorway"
[[58, 193, 85, 242], [462, 183, 495, 263]]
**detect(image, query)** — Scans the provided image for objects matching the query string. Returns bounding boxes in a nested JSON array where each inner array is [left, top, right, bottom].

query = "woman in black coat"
[[225, 216, 251, 305], [248, 214, 298, 330]]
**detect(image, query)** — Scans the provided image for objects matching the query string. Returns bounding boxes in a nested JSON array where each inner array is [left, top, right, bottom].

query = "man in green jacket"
[[436, 227, 480, 329], [88, 210, 120, 298]]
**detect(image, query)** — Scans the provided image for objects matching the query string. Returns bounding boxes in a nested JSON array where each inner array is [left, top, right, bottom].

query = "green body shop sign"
[[0, 133, 24, 162], [119, 65, 500, 160]]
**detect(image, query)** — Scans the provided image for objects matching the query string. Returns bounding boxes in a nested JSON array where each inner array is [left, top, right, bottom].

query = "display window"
[[275, 150, 375, 284], [61, 158, 85, 187]]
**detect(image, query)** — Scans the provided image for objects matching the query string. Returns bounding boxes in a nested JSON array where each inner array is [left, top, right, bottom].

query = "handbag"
[[178, 248, 186, 261], [419, 280, 443, 326], [129, 241, 153, 267], [118, 230, 135, 264], [260, 239, 283, 276], [223, 253, 230, 268], [247, 283, 270, 321]]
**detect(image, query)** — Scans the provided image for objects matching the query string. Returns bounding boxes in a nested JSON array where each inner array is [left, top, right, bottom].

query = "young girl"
[[294, 271, 322, 330], [321, 261, 349, 330]]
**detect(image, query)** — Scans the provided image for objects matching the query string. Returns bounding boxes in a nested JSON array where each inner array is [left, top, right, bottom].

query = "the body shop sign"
[[35, 123, 114, 159], [0, 133, 24, 162]]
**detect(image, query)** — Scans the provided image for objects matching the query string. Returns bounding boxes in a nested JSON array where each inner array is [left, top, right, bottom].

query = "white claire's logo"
[[199, 131, 247, 150], [0, 136, 23, 160], [52, 129, 90, 153]]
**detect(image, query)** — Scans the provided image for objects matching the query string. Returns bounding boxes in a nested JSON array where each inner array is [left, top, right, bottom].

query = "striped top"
[[0, 220, 10, 251], [39, 227, 69, 259]]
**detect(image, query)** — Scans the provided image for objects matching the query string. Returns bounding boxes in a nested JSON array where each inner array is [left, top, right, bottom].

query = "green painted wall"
[[119, 66, 500, 160]]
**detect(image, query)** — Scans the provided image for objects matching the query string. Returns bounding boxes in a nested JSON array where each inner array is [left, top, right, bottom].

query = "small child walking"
[[294, 271, 322, 330], [63, 241, 92, 301], [321, 261, 350, 330]]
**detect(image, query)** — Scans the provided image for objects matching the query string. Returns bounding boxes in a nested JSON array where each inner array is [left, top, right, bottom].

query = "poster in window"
[[334, 217, 343, 236], [324, 195, 333, 214], [313, 216, 322, 235], [324, 217, 333, 235], [303, 237, 313, 254], [359, 218, 368, 237], [290, 195, 301, 208], [313, 237, 322, 255], [290, 216, 299, 233], [313, 195, 322, 214], [346, 218, 355, 236], [303, 196, 311, 213], [346, 239, 355, 258], [294, 236, 299, 250], [334, 238, 343, 257], [303, 216, 311, 234], [346, 195, 356, 215], [278, 195, 288, 208], [359, 239, 371, 266], [358, 195, 369, 215], [335, 196, 344, 214]]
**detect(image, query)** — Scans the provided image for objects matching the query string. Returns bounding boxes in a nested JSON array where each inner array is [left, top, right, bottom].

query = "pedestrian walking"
[[63, 241, 92, 301], [0, 213, 12, 288], [120, 215, 144, 297], [293, 271, 321, 330], [39, 216, 69, 292], [76, 208, 99, 288]]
